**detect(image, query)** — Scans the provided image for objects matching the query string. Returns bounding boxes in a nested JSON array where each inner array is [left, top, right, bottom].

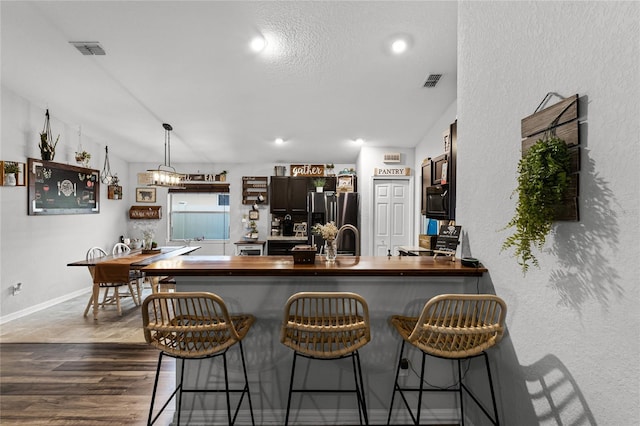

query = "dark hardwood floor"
[[0, 343, 176, 425]]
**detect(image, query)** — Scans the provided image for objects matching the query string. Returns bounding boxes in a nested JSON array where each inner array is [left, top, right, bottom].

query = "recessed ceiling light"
[[250, 36, 267, 52], [275, 138, 284, 145], [391, 39, 407, 54], [354, 138, 365, 145]]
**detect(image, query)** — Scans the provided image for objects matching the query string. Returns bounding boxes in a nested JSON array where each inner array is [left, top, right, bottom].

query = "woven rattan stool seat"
[[387, 294, 506, 426], [280, 291, 371, 425], [142, 292, 255, 426]]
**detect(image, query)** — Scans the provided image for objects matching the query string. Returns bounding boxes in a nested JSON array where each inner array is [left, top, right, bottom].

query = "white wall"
[[458, 2, 639, 424], [0, 88, 131, 321]]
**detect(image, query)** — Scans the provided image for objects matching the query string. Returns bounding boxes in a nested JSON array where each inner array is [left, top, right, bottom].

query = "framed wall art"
[[136, 187, 156, 203], [27, 158, 99, 215]]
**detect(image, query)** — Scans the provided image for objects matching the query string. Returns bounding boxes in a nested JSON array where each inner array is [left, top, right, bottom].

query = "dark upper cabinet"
[[270, 176, 312, 214], [422, 120, 456, 220], [270, 177, 289, 214], [270, 176, 340, 214], [289, 177, 309, 213]]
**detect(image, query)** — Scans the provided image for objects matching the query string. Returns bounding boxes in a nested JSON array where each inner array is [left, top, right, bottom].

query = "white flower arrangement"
[[312, 221, 338, 241]]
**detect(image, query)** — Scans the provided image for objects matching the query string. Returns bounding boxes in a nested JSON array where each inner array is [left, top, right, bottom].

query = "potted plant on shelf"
[[3, 162, 20, 186], [218, 170, 228, 182], [502, 136, 571, 274], [75, 150, 91, 167], [325, 163, 335, 176], [313, 177, 326, 192]]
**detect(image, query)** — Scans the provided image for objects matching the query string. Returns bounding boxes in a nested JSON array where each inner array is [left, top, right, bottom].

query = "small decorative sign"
[[373, 167, 411, 176], [290, 164, 325, 177], [435, 224, 461, 253], [182, 173, 218, 183]]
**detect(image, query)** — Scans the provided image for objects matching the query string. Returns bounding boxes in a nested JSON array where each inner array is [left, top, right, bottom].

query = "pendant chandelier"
[[146, 123, 183, 187]]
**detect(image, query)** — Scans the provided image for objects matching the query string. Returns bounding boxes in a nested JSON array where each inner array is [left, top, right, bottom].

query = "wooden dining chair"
[[83, 246, 136, 317], [386, 294, 507, 426], [142, 292, 255, 426], [112, 242, 143, 305], [280, 291, 371, 425]]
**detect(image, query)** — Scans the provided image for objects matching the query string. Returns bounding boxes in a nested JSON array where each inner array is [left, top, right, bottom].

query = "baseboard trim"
[[169, 408, 464, 425], [0, 288, 90, 325]]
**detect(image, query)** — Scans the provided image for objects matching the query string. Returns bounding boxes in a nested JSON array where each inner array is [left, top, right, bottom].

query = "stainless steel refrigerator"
[[307, 192, 359, 255]]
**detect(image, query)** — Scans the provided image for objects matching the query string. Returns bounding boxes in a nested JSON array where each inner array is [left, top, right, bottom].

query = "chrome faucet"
[[336, 224, 360, 256]]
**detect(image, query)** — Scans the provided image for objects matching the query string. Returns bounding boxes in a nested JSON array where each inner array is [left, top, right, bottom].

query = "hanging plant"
[[39, 109, 59, 161], [502, 136, 571, 273]]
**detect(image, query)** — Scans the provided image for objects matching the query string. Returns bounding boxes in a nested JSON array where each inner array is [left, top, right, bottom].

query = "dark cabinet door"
[[289, 177, 310, 213], [270, 177, 289, 214], [421, 162, 430, 215]]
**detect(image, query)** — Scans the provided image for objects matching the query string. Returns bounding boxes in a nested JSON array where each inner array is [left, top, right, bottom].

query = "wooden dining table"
[[68, 245, 200, 319]]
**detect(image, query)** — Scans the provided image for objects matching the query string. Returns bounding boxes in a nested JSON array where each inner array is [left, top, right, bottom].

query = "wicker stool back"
[[142, 292, 255, 426], [280, 291, 371, 425], [387, 294, 506, 426]]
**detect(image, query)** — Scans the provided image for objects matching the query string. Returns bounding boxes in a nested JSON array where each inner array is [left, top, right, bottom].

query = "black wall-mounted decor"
[[27, 158, 99, 215]]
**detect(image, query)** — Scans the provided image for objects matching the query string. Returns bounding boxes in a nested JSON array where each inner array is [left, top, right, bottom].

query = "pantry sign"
[[374, 167, 411, 176]]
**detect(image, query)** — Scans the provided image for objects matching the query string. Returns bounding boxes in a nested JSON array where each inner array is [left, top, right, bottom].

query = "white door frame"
[[370, 176, 414, 256]]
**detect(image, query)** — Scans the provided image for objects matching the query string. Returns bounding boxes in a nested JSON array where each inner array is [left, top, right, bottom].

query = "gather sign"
[[290, 164, 325, 177]]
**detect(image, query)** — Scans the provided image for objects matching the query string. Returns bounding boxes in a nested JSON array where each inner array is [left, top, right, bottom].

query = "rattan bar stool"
[[142, 292, 255, 426], [280, 291, 371, 425], [386, 294, 507, 426]]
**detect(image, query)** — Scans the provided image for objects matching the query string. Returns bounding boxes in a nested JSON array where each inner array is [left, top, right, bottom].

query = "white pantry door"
[[372, 178, 413, 256]]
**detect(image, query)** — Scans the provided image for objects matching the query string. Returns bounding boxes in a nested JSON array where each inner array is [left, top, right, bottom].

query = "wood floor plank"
[[0, 343, 176, 425]]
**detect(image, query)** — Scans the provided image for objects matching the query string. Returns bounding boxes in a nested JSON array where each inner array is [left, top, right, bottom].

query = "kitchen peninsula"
[[142, 255, 487, 424]]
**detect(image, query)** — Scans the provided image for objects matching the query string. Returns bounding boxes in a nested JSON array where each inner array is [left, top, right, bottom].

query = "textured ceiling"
[[1, 1, 457, 164]]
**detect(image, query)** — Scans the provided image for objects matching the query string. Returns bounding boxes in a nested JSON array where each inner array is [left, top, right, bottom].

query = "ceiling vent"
[[383, 153, 401, 163], [423, 74, 442, 88], [69, 41, 106, 56]]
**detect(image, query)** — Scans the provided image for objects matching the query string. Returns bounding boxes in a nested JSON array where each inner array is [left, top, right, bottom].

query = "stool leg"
[[483, 352, 499, 425], [416, 351, 426, 425], [387, 340, 406, 425], [147, 352, 163, 426], [238, 341, 255, 426], [223, 352, 232, 425], [176, 359, 185, 426], [458, 359, 464, 426], [352, 351, 369, 425], [284, 352, 298, 426]]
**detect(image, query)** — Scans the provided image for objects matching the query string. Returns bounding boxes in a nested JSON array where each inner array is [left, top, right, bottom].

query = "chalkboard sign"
[[434, 224, 461, 253], [28, 158, 100, 215]]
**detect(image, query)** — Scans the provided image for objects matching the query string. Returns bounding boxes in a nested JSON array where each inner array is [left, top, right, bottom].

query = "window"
[[168, 186, 230, 241]]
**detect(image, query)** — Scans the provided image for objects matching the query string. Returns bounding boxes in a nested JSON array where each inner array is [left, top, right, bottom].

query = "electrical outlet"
[[399, 358, 409, 377], [12, 282, 23, 296]]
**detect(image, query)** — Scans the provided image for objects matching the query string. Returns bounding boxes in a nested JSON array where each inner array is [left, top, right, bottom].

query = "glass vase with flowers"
[[312, 221, 339, 262]]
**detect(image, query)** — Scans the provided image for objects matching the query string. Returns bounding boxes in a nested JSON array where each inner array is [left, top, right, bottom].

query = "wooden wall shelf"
[[242, 176, 268, 205], [129, 205, 162, 219]]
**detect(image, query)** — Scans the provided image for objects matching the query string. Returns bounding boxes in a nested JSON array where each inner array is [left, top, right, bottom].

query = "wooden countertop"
[[141, 255, 487, 277]]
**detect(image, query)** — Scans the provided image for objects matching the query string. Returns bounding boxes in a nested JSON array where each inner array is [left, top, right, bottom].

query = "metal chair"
[[280, 292, 371, 425], [386, 294, 507, 425], [83, 246, 135, 317], [142, 292, 255, 426]]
